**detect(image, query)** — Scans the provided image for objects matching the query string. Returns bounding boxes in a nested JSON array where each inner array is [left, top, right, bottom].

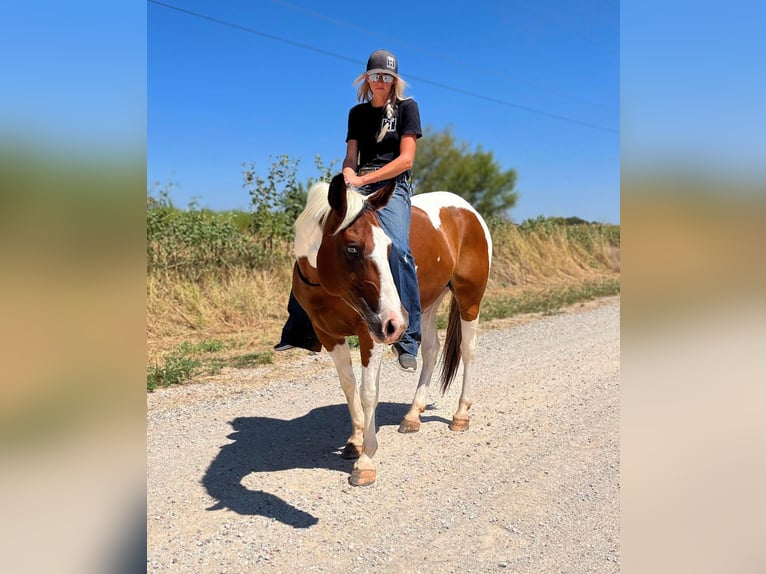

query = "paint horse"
[[292, 174, 492, 486]]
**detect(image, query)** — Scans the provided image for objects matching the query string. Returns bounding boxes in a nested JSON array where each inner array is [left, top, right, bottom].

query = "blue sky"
[[621, 1, 766, 181], [1, 1, 145, 154], [148, 0, 620, 223]]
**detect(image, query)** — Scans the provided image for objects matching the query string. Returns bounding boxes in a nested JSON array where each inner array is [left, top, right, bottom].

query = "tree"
[[412, 127, 518, 220], [242, 154, 339, 247], [243, 155, 304, 246]]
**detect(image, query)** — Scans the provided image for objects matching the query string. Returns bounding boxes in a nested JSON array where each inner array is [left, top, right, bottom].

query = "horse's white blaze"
[[371, 225, 406, 327], [413, 192, 493, 270]]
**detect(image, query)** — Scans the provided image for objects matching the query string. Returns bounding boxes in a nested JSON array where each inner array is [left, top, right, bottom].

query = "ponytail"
[[376, 98, 397, 143]]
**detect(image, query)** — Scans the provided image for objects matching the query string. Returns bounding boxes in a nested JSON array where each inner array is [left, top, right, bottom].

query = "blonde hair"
[[353, 73, 412, 143]]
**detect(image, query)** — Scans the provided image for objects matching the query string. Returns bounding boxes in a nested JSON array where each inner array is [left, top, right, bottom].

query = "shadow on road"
[[201, 401, 415, 528]]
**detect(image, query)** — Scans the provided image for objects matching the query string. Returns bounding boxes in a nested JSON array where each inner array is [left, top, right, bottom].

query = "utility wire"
[[271, 0, 618, 113], [506, 0, 619, 56], [148, 0, 360, 66], [148, 0, 618, 134], [404, 74, 617, 134]]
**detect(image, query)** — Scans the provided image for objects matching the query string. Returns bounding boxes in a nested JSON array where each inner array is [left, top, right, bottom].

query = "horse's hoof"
[[349, 468, 376, 487], [398, 418, 421, 433], [340, 442, 362, 459], [449, 416, 470, 432]]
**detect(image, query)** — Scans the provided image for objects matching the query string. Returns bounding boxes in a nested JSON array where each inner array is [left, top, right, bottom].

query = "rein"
[[295, 262, 321, 287]]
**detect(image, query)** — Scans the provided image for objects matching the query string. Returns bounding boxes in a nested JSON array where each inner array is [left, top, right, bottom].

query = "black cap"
[[366, 49, 399, 77]]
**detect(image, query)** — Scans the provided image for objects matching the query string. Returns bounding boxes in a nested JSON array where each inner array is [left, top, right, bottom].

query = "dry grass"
[[147, 225, 619, 385], [147, 266, 293, 365], [488, 224, 618, 289]]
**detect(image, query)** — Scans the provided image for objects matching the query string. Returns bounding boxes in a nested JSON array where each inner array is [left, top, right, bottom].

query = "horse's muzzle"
[[366, 307, 408, 345]]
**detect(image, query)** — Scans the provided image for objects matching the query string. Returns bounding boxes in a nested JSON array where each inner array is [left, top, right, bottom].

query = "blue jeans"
[[359, 175, 422, 357]]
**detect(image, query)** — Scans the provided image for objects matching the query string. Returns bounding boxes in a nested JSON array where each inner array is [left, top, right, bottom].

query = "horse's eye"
[[345, 245, 361, 257]]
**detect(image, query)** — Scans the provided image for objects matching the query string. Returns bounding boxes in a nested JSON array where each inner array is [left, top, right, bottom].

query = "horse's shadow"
[[202, 401, 447, 528]]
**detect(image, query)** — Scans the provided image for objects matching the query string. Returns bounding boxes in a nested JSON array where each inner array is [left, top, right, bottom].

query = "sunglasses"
[[367, 73, 395, 84]]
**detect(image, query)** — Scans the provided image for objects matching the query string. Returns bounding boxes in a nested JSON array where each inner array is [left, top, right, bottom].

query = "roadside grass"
[[230, 352, 274, 368], [147, 277, 619, 391], [147, 354, 201, 392], [481, 278, 621, 320], [430, 278, 619, 330], [146, 338, 274, 391], [147, 217, 619, 390]]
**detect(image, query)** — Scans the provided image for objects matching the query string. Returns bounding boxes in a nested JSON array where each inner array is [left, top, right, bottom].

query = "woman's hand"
[[344, 172, 364, 188]]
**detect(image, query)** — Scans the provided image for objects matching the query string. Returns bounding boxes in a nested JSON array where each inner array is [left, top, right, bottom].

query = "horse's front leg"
[[327, 340, 364, 459], [349, 341, 385, 486]]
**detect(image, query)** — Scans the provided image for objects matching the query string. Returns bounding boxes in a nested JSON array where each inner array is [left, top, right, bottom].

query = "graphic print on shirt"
[[381, 115, 397, 135]]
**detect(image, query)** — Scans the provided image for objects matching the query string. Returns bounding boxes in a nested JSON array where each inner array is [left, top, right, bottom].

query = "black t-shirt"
[[346, 99, 422, 170]]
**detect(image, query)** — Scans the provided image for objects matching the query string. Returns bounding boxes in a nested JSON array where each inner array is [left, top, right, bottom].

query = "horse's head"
[[314, 174, 408, 345]]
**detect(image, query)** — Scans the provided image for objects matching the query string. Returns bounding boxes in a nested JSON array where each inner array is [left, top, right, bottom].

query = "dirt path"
[[147, 297, 619, 573]]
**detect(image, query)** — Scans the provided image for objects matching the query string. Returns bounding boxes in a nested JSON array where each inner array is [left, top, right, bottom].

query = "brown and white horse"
[[292, 173, 492, 486]]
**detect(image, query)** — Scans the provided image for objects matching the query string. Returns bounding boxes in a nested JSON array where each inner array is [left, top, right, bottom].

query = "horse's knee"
[[359, 389, 377, 410]]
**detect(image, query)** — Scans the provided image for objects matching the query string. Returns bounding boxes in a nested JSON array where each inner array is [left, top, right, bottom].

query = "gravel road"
[[147, 297, 619, 573]]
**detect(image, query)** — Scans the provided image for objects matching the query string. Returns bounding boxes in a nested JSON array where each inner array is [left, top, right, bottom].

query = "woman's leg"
[[274, 289, 321, 352], [375, 180, 421, 361]]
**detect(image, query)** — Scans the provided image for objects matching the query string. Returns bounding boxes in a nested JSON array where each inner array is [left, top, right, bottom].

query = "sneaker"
[[273, 342, 295, 351], [397, 353, 417, 372], [393, 346, 417, 372]]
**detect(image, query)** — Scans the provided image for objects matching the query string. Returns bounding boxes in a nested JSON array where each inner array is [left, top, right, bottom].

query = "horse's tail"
[[439, 295, 462, 394]]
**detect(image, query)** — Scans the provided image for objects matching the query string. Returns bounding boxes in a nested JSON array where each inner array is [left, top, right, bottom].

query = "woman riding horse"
[[275, 49, 422, 373]]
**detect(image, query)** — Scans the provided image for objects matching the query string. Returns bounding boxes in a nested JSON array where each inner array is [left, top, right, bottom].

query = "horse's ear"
[[366, 180, 396, 211], [325, 173, 347, 233]]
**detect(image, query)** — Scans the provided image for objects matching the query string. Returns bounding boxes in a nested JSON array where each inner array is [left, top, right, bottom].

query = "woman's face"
[[367, 73, 395, 98]]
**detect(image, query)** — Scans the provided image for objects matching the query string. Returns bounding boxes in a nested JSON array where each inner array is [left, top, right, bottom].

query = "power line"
[[148, 0, 618, 134], [148, 0, 361, 66], [271, 0, 618, 113], [506, 0, 619, 55], [404, 75, 617, 134]]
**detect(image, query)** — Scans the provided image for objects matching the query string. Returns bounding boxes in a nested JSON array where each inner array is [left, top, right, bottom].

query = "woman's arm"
[[342, 140, 359, 184], [344, 135, 417, 187]]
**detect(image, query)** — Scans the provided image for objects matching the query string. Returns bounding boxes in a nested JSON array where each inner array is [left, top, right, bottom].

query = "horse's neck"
[[296, 256, 321, 286]]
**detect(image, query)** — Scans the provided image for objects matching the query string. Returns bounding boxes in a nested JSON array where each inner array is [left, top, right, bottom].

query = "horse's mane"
[[294, 180, 366, 267]]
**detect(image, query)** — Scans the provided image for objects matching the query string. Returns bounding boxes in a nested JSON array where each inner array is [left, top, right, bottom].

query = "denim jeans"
[[359, 175, 422, 357]]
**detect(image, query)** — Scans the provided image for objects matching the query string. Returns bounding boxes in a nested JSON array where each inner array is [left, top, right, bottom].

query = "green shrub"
[[147, 354, 200, 391], [147, 190, 288, 279], [148, 156, 339, 280]]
